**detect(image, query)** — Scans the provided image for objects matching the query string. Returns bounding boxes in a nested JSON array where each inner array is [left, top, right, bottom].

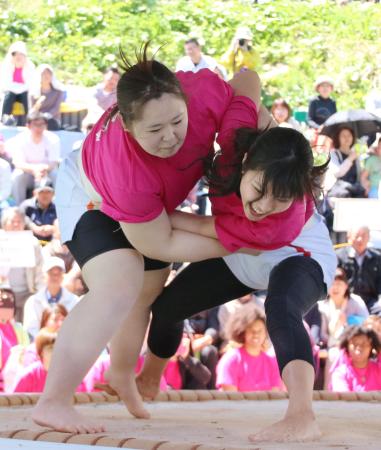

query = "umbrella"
[[320, 109, 381, 139]]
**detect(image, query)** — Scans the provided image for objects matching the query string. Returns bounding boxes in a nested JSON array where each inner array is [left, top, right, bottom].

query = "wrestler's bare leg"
[[249, 360, 321, 443], [105, 267, 170, 418], [32, 249, 144, 433]]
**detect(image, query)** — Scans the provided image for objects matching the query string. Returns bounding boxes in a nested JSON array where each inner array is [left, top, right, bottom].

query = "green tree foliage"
[[0, 0, 380, 109]]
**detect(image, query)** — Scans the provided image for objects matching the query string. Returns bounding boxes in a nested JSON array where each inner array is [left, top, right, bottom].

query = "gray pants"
[[14, 290, 32, 323]]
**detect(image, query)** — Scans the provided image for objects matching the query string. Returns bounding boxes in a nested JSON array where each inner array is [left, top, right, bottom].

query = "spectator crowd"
[[1, 32, 381, 395]]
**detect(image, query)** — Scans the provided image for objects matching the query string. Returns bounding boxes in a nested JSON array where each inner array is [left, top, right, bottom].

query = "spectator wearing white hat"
[[307, 76, 337, 129], [0, 41, 35, 126], [23, 257, 79, 340], [220, 27, 261, 76]]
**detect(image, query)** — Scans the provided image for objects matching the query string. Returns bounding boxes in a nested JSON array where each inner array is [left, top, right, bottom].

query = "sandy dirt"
[[1, 399, 381, 449]]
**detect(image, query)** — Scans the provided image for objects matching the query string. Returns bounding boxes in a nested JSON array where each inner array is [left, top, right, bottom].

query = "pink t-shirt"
[[216, 347, 282, 392], [163, 359, 182, 390], [86, 354, 168, 391], [213, 194, 314, 252], [82, 69, 252, 223], [13, 67, 24, 84], [330, 356, 381, 392], [0, 323, 18, 369], [13, 360, 89, 393]]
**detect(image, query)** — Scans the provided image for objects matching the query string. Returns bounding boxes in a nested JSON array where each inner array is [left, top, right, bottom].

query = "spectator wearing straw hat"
[[307, 76, 337, 129]]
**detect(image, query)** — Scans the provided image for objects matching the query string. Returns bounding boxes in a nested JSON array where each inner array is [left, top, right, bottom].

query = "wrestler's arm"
[[120, 209, 230, 262], [169, 211, 261, 256]]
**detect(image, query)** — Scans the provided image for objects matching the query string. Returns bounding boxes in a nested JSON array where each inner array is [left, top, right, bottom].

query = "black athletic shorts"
[[65, 210, 170, 271]]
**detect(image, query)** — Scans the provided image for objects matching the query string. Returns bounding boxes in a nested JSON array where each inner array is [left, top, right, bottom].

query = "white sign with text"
[[333, 199, 381, 231], [0, 230, 36, 267]]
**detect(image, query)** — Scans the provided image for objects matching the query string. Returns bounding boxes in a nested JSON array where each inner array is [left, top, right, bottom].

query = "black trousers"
[[148, 256, 326, 374], [2, 91, 28, 125]]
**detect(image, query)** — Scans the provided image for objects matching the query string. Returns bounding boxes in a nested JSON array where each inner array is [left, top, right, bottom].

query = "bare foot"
[[136, 371, 161, 401], [249, 412, 321, 443], [107, 372, 150, 419], [32, 399, 105, 434]]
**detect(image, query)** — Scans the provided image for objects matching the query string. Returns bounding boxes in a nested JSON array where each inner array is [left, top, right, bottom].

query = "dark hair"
[[226, 303, 266, 345], [26, 111, 48, 124], [185, 38, 200, 47], [331, 267, 350, 298], [40, 303, 68, 330], [332, 126, 355, 150], [0, 287, 15, 312], [108, 42, 186, 127], [206, 127, 329, 203], [339, 325, 381, 359], [271, 98, 292, 122]]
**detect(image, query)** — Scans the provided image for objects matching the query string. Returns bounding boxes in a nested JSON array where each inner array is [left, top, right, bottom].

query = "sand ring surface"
[[1, 391, 381, 449]]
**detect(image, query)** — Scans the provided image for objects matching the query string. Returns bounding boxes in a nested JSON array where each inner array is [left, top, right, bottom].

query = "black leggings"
[[148, 255, 326, 374]]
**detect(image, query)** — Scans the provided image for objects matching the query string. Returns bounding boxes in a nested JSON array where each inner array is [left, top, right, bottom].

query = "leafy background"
[[0, 0, 380, 109]]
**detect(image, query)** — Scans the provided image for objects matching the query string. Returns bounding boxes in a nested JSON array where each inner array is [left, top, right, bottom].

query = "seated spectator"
[[270, 99, 301, 130], [326, 127, 365, 199], [307, 76, 336, 129], [185, 306, 220, 389], [30, 64, 65, 131], [337, 225, 381, 313], [23, 256, 79, 340], [216, 304, 282, 392], [330, 325, 381, 392], [22, 303, 68, 369], [0, 285, 29, 391], [12, 327, 93, 393], [220, 27, 260, 76], [176, 38, 218, 74], [0, 207, 45, 322], [19, 178, 57, 242], [0, 41, 35, 126], [6, 111, 60, 205], [319, 268, 369, 351], [361, 134, 381, 198], [163, 333, 211, 390], [93, 67, 120, 112], [218, 293, 254, 350]]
